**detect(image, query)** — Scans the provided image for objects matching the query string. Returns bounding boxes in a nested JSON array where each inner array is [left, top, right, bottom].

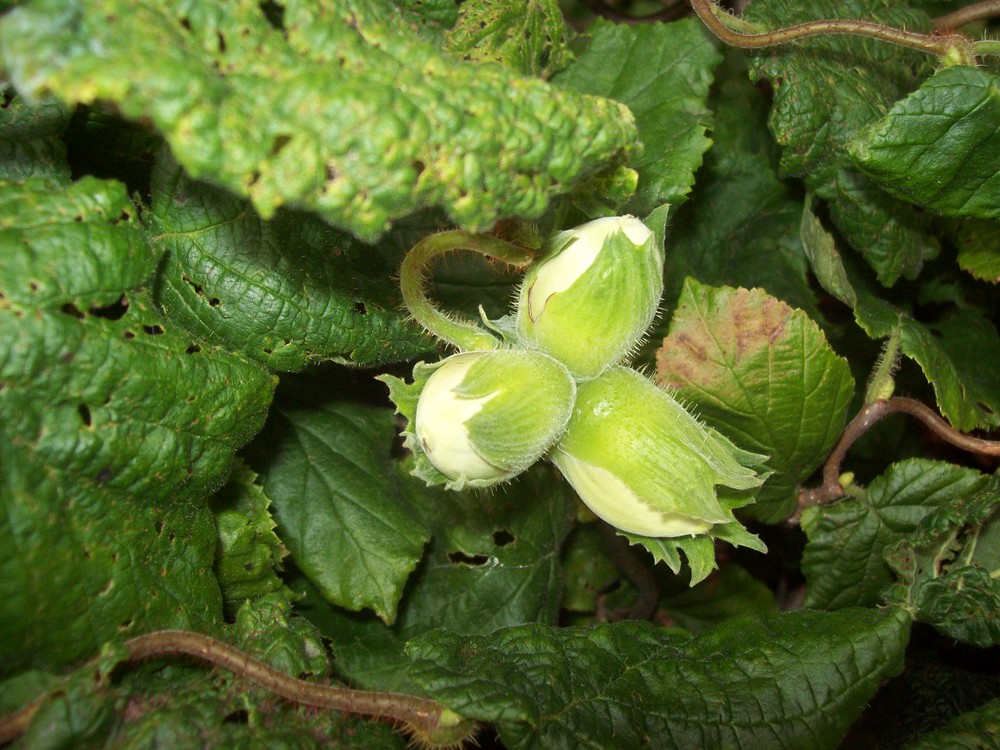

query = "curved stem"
[[0, 631, 467, 746], [401, 230, 535, 352], [596, 521, 659, 621], [934, 0, 1000, 30], [794, 398, 1000, 522], [690, 0, 976, 63]]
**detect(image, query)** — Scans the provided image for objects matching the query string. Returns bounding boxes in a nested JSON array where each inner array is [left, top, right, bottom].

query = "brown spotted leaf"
[[657, 280, 854, 522]]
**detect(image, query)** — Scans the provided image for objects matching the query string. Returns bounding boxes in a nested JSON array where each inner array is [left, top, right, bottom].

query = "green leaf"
[[848, 66, 1000, 221], [953, 218, 1000, 284], [443, 0, 573, 78], [149, 150, 433, 371], [407, 607, 911, 750], [0, 176, 274, 670], [210, 462, 288, 615], [902, 697, 1000, 750], [657, 280, 855, 522], [746, 0, 939, 285], [801, 459, 988, 610], [659, 564, 778, 634], [0, 0, 636, 241], [555, 17, 722, 213], [659, 50, 816, 316], [298, 465, 576, 693], [0, 90, 70, 182], [256, 402, 431, 625], [801, 204, 1000, 431], [884, 471, 1000, 647]]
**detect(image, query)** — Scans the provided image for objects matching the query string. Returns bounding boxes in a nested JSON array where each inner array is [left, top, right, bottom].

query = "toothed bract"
[[550, 367, 767, 537], [515, 214, 664, 380], [379, 351, 576, 489]]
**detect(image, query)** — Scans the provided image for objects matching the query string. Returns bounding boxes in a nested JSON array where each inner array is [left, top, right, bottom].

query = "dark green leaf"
[[801, 204, 1000, 431], [0, 90, 70, 182], [953, 218, 1000, 284], [256, 402, 431, 625], [656, 50, 817, 326], [211, 462, 288, 615], [299, 465, 576, 693], [746, 0, 939, 285], [149, 151, 433, 371], [408, 607, 911, 750], [902, 697, 1000, 750], [0, 0, 636, 241], [801, 459, 988, 609], [556, 18, 722, 213], [659, 564, 777, 634], [657, 280, 855, 522], [443, 0, 573, 78], [849, 66, 1000, 221], [0, 176, 274, 669], [884, 472, 1000, 647]]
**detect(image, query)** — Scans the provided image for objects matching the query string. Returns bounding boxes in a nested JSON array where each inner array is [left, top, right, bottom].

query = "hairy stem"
[[690, 0, 977, 63], [0, 630, 463, 745], [401, 230, 535, 352], [933, 0, 1000, 30], [794, 398, 1000, 521]]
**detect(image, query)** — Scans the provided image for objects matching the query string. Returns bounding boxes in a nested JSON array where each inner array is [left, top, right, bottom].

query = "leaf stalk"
[[400, 230, 535, 352]]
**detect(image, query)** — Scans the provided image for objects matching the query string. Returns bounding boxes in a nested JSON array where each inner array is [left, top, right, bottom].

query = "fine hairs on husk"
[[402, 715, 481, 749]]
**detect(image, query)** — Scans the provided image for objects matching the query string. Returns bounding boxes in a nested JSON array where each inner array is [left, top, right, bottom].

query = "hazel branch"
[[400, 230, 535, 352], [933, 0, 1000, 30], [794, 398, 1000, 522], [689, 0, 977, 64], [0, 630, 469, 746]]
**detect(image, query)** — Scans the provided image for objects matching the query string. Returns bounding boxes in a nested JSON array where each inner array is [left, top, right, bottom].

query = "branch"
[[689, 0, 977, 64], [0, 630, 473, 746], [933, 0, 1000, 30], [793, 398, 1000, 522]]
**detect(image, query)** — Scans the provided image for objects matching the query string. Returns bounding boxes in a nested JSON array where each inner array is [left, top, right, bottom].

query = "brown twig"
[[793, 398, 1000, 523], [933, 0, 1000, 30], [689, 0, 976, 62], [0, 630, 466, 746]]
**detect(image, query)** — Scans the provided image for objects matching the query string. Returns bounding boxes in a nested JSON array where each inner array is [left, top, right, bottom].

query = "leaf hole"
[[78, 403, 92, 427], [223, 709, 250, 725], [353, 301, 367, 315], [155, 519, 164, 536], [60, 302, 85, 319], [412, 160, 425, 177], [123, 330, 136, 339], [208, 297, 221, 308], [216, 31, 227, 54], [119, 618, 134, 631], [270, 134, 292, 156], [90, 295, 129, 321], [142, 324, 164, 336], [492, 529, 515, 547], [259, 1, 285, 30], [185, 343, 201, 354], [29, 281, 39, 292], [448, 550, 490, 567], [179, 16, 192, 32]]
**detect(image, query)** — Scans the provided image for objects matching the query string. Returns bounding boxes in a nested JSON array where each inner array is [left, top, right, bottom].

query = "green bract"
[[550, 367, 767, 538], [380, 350, 576, 489], [515, 215, 663, 379]]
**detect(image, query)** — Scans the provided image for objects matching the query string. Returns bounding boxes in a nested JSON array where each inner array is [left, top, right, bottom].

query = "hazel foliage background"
[[0, 0, 999, 748]]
